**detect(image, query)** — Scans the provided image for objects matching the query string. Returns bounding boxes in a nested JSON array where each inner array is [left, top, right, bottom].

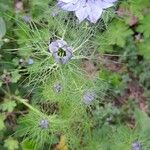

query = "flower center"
[[57, 48, 66, 57]]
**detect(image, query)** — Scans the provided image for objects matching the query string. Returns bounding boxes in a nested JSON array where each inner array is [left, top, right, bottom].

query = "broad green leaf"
[[0, 17, 6, 39], [0, 100, 16, 112], [11, 70, 21, 83], [4, 137, 19, 150], [96, 20, 133, 53], [137, 14, 150, 38], [106, 20, 133, 47]]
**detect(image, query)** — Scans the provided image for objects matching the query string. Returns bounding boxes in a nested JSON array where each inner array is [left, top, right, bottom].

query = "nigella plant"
[[49, 39, 73, 64], [57, 0, 117, 23]]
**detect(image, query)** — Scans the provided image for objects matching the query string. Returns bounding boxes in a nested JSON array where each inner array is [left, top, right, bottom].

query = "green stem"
[[14, 96, 42, 115], [13, 96, 62, 123]]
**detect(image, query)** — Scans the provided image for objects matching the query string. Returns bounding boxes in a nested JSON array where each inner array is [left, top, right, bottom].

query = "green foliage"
[[0, 99, 16, 112], [0, 17, 6, 39], [134, 109, 150, 137], [0, 0, 150, 150], [11, 70, 21, 83], [0, 114, 5, 131], [0, 17, 6, 48], [99, 70, 121, 88], [96, 19, 133, 53], [21, 140, 36, 150], [137, 38, 150, 60], [137, 14, 150, 38], [4, 137, 19, 150], [128, 0, 150, 19], [16, 110, 67, 149], [134, 109, 150, 149]]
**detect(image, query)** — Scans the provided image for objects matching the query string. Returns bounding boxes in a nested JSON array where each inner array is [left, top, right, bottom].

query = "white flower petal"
[[57, 0, 117, 23], [75, 4, 90, 22], [97, 0, 115, 9], [58, 0, 81, 11], [104, 0, 117, 3], [87, 1, 103, 23], [60, 0, 73, 2]]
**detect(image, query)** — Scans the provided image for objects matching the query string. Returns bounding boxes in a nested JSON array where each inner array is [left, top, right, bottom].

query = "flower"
[[57, 0, 117, 23], [49, 39, 73, 64], [82, 91, 96, 104], [39, 119, 49, 129], [53, 82, 62, 93], [28, 58, 34, 65], [22, 15, 30, 22], [131, 141, 142, 150]]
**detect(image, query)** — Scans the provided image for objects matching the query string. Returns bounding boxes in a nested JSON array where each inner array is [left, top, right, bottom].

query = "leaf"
[[0, 100, 16, 112], [137, 14, 150, 38], [128, 0, 150, 19], [137, 39, 150, 60], [4, 137, 19, 150], [99, 70, 121, 87], [0, 17, 6, 39], [134, 109, 150, 138], [0, 114, 5, 131], [11, 70, 21, 83], [54, 135, 68, 150], [107, 20, 133, 47], [96, 20, 133, 53], [21, 140, 36, 150]]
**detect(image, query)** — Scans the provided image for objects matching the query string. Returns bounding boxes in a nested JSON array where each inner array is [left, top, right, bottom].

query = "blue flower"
[[53, 82, 62, 93], [82, 91, 96, 104], [49, 39, 73, 64], [28, 58, 34, 65], [22, 15, 30, 22], [57, 0, 117, 23], [39, 119, 49, 129], [131, 141, 142, 150]]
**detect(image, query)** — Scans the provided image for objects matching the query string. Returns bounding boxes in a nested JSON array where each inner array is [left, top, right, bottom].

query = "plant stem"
[[14, 96, 42, 115], [13, 96, 64, 124]]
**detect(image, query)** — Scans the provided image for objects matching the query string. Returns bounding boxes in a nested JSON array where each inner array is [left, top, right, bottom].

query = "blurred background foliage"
[[0, 0, 150, 150]]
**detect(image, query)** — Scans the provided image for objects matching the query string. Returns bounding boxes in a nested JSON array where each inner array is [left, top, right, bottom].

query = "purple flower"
[[53, 82, 62, 93], [131, 141, 142, 150], [82, 91, 96, 104], [49, 39, 73, 64], [57, 0, 117, 23], [28, 58, 34, 65], [22, 15, 30, 22], [39, 119, 49, 129]]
